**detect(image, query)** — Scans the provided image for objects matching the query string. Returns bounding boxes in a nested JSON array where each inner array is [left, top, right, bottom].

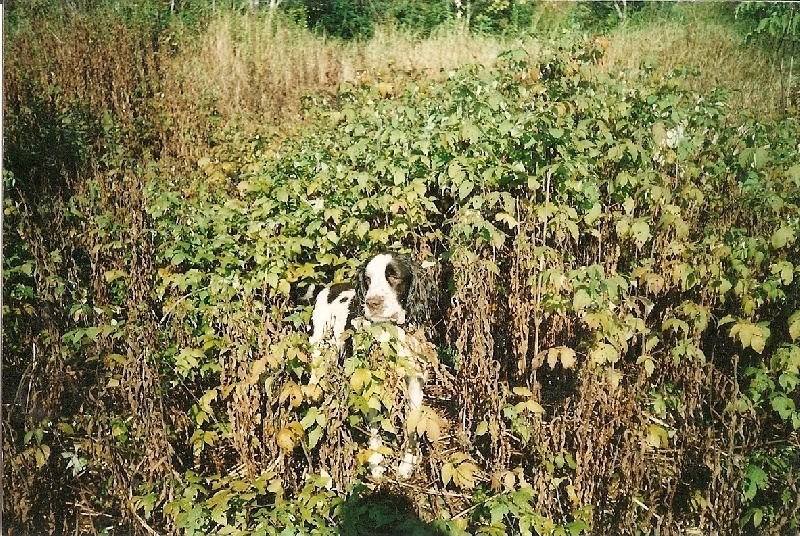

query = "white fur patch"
[[363, 253, 407, 324], [309, 286, 355, 347]]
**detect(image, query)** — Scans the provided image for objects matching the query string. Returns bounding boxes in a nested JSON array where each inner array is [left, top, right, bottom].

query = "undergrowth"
[[3, 3, 800, 535]]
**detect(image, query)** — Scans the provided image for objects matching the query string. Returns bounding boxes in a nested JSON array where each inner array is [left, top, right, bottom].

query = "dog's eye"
[[387, 275, 401, 287]]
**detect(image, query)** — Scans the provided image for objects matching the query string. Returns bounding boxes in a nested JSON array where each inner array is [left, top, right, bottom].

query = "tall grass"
[[4, 4, 787, 168], [159, 13, 520, 159], [603, 12, 784, 116], [156, 5, 786, 161]]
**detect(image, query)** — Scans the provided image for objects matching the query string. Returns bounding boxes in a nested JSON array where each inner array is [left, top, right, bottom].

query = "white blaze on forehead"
[[364, 253, 407, 324]]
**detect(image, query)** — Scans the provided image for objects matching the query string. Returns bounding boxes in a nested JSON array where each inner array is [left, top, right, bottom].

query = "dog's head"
[[356, 252, 433, 327]]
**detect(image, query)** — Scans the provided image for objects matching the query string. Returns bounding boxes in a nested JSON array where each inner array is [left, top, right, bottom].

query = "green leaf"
[[448, 160, 465, 182], [461, 123, 481, 144], [771, 261, 794, 285], [753, 507, 763, 528], [307, 425, 324, 449], [275, 187, 289, 204], [584, 202, 602, 226], [771, 396, 795, 419], [171, 251, 187, 266], [458, 180, 475, 200], [489, 503, 509, 525], [573, 289, 592, 312], [771, 225, 795, 249], [744, 464, 768, 500], [567, 520, 590, 536], [631, 220, 651, 248]]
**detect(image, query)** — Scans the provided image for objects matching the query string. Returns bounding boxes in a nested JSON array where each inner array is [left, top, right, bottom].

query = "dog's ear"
[[401, 255, 435, 327]]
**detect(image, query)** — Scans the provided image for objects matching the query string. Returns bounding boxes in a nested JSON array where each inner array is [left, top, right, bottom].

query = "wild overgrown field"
[[3, 1, 800, 534]]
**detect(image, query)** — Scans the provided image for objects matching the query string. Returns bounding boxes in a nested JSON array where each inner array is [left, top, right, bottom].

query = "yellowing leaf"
[[789, 311, 800, 341], [279, 382, 303, 408], [248, 358, 267, 385], [448, 160, 465, 182], [458, 179, 474, 200], [380, 418, 397, 435], [560, 349, 577, 369], [452, 462, 481, 490], [349, 368, 373, 391], [423, 415, 441, 442], [302, 383, 323, 402], [607, 367, 623, 389], [441, 462, 454, 486], [34, 445, 51, 468], [750, 333, 766, 354], [199, 388, 218, 413], [407, 407, 422, 434], [104, 269, 128, 283], [512, 386, 534, 397], [730, 321, 767, 354], [502, 470, 516, 491], [516, 400, 544, 414], [475, 420, 489, 437], [545, 346, 578, 369], [652, 121, 667, 146], [590, 342, 619, 365], [637, 355, 655, 376], [631, 220, 651, 248], [276, 422, 304, 452], [546, 348, 559, 369], [412, 406, 443, 442], [461, 123, 481, 144], [645, 424, 668, 448], [276, 428, 296, 452]]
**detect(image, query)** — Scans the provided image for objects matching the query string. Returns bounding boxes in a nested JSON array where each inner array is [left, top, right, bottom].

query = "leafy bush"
[[129, 41, 800, 533], [4, 9, 800, 536], [734, 2, 799, 56]]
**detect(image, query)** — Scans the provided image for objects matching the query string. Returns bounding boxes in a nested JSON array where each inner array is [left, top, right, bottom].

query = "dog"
[[309, 252, 436, 478]]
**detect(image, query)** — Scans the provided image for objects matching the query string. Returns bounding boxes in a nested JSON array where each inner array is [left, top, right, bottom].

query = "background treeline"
[[3, 1, 800, 535]]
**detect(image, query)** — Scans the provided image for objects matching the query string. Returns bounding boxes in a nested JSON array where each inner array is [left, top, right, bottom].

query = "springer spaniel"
[[309, 252, 435, 479]]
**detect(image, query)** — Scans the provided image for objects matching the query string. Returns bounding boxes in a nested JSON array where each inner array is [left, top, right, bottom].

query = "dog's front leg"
[[366, 407, 387, 479], [397, 370, 425, 479]]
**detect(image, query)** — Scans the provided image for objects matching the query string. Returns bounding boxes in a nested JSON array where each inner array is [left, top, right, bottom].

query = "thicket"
[[3, 1, 800, 535]]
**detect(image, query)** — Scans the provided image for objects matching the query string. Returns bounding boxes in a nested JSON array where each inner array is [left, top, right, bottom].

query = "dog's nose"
[[366, 296, 384, 311]]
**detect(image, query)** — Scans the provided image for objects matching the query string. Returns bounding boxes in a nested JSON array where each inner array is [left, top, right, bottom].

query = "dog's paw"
[[396, 453, 418, 479]]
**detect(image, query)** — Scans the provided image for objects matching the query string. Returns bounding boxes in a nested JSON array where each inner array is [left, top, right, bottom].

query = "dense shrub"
[[3, 5, 799, 535], [65, 41, 800, 534]]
